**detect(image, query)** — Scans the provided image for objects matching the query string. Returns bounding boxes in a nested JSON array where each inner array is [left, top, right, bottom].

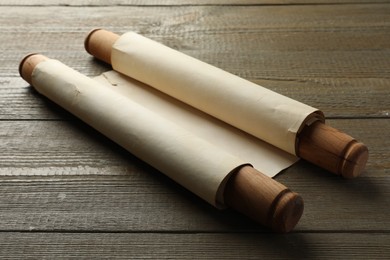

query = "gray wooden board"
[[1, 1, 389, 259], [1, 5, 390, 79], [1, 5, 389, 121], [0, 233, 389, 259], [4, 0, 390, 5], [0, 119, 388, 232]]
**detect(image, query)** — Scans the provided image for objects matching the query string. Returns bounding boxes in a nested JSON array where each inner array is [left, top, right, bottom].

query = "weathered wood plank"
[[0, 232, 389, 259], [3, 0, 390, 6], [0, 170, 388, 232], [0, 4, 388, 260], [0, 119, 388, 232], [2, 4, 389, 119], [0, 2, 388, 259], [1, 5, 389, 79], [2, 5, 389, 121]]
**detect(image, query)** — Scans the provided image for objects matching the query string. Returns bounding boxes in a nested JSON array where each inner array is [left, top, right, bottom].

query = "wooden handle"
[[18, 53, 49, 85], [225, 166, 303, 233], [297, 121, 368, 178], [19, 53, 303, 232], [84, 28, 120, 64]]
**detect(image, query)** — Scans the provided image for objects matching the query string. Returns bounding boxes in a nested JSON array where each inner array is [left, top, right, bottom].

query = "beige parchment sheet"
[[111, 32, 325, 156], [94, 71, 298, 177], [30, 33, 324, 208], [32, 59, 249, 208]]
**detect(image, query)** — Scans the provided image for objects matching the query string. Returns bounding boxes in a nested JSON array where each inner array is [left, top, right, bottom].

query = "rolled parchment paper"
[[20, 54, 304, 232], [25, 56, 247, 207], [85, 29, 368, 178], [110, 32, 324, 155], [94, 70, 299, 178]]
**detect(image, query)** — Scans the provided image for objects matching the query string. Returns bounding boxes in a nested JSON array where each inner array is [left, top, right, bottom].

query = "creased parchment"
[[30, 32, 324, 208], [32, 59, 248, 207], [95, 71, 298, 177], [111, 32, 325, 155]]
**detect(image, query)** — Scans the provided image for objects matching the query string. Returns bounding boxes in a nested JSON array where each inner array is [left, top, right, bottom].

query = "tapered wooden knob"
[[298, 122, 369, 178], [85, 28, 119, 64], [19, 53, 49, 85], [225, 166, 304, 233]]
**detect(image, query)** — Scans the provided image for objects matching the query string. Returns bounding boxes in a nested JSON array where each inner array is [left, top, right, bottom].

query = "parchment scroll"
[[111, 32, 325, 155], [32, 59, 248, 207], [30, 32, 325, 208]]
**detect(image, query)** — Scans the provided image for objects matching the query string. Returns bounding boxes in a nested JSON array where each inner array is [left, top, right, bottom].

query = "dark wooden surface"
[[1, 1, 389, 259]]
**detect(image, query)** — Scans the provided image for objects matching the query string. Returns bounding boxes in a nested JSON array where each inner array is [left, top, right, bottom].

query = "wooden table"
[[1, 1, 389, 258]]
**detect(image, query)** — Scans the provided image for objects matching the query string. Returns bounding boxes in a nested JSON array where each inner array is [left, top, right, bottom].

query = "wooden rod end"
[[298, 122, 368, 178], [340, 141, 369, 179], [271, 190, 304, 233], [19, 53, 49, 85], [84, 28, 119, 64], [224, 166, 303, 233]]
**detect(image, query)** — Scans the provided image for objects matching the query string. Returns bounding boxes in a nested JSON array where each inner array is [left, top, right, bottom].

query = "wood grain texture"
[[4, 0, 390, 6], [1, 0, 389, 258], [1, 5, 389, 78], [0, 120, 388, 232], [0, 233, 389, 259], [0, 4, 390, 119], [1, 5, 389, 120]]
